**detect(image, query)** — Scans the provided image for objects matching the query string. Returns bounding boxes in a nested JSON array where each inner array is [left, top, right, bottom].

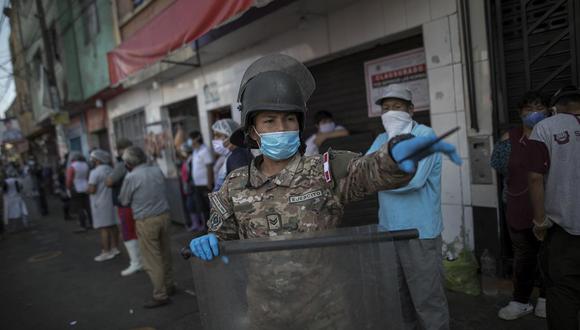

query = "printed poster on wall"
[[364, 48, 429, 118]]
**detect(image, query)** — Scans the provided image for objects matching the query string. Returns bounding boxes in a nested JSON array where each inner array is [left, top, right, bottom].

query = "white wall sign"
[[364, 48, 429, 117]]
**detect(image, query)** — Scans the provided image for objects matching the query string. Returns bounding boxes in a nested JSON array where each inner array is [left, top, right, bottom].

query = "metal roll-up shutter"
[[306, 34, 426, 227], [493, 0, 580, 128]]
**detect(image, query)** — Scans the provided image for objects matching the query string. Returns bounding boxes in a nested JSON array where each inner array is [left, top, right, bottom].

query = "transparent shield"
[[190, 225, 415, 330]]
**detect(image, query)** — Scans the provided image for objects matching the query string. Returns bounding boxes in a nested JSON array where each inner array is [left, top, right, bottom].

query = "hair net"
[[211, 119, 240, 137]]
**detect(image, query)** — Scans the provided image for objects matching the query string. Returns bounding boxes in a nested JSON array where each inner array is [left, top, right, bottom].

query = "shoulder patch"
[[208, 192, 232, 219], [208, 212, 223, 232]]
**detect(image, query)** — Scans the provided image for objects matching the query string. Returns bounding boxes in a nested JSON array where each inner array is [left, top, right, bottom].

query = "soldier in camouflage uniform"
[[208, 142, 409, 240], [190, 54, 461, 328]]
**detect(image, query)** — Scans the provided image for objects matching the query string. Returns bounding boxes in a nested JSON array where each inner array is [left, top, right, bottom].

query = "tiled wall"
[[422, 10, 475, 255], [422, 0, 498, 255]]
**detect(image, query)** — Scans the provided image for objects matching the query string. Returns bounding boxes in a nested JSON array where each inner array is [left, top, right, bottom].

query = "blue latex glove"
[[392, 136, 462, 173], [189, 233, 220, 261]]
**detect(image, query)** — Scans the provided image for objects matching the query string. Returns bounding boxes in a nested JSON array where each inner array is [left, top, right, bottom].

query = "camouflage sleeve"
[[330, 142, 412, 204], [207, 182, 239, 241]]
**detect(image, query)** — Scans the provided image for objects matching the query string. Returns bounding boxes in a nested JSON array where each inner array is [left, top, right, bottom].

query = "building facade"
[[7, 0, 576, 274], [105, 0, 482, 257], [8, 0, 120, 165]]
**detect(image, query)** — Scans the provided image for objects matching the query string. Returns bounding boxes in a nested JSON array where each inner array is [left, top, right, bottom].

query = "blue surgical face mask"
[[253, 128, 300, 161], [522, 111, 546, 128], [186, 138, 193, 147]]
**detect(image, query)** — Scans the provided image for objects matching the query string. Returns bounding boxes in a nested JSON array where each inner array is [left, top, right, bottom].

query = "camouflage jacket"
[[207, 142, 411, 240]]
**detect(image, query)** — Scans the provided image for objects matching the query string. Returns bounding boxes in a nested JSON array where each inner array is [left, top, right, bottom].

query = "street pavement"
[[0, 198, 546, 330]]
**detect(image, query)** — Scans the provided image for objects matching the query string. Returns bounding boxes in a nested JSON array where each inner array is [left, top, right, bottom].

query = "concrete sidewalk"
[[0, 199, 546, 329]]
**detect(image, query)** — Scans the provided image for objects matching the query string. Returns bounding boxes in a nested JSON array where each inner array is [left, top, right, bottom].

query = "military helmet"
[[230, 54, 316, 148]]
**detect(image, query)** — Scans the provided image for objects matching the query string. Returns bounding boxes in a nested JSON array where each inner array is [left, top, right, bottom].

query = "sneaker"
[[94, 251, 115, 262], [120, 263, 143, 276], [534, 298, 546, 318], [498, 301, 534, 320], [110, 248, 121, 256]]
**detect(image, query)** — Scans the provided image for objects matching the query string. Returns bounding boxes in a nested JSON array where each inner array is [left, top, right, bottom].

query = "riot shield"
[[189, 225, 417, 330]]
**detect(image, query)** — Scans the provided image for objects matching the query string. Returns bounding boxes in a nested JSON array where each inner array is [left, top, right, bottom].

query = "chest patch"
[[289, 190, 323, 204], [266, 214, 281, 230]]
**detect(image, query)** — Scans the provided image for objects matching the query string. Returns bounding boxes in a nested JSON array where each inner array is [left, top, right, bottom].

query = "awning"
[[107, 0, 255, 85]]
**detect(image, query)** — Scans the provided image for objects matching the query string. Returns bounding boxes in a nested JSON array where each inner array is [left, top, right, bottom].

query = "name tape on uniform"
[[289, 190, 323, 203]]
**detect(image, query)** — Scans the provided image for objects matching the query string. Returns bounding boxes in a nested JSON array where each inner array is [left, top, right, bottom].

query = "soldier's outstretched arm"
[[332, 142, 411, 204], [334, 134, 461, 204]]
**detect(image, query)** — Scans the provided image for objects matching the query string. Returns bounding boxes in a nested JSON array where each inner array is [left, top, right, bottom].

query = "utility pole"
[[35, 0, 69, 159]]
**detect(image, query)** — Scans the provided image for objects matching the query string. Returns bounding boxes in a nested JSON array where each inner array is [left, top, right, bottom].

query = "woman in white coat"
[[3, 167, 28, 230], [88, 150, 120, 262]]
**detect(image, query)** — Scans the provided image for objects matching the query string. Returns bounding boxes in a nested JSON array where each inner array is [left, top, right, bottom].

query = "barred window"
[[80, 0, 100, 45], [113, 109, 146, 149]]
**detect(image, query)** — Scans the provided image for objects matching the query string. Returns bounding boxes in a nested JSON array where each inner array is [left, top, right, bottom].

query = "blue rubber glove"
[[189, 233, 220, 261], [392, 136, 462, 173]]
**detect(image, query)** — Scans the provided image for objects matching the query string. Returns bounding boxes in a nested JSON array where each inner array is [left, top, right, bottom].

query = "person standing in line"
[[178, 142, 195, 231], [188, 131, 214, 231], [119, 146, 175, 308], [211, 127, 228, 193], [526, 86, 580, 330], [57, 154, 72, 221], [3, 167, 29, 231], [66, 152, 92, 232], [490, 91, 549, 320], [21, 160, 42, 221], [366, 84, 449, 329], [210, 118, 253, 192], [38, 164, 50, 216], [304, 110, 350, 156], [88, 149, 120, 262], [106, 139, 143, 276]]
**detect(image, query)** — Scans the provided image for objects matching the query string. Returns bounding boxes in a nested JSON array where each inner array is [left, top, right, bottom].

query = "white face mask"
[[318, 122, 336, 133], [212, 139, 230, 156], [381, 111, 413, 140]]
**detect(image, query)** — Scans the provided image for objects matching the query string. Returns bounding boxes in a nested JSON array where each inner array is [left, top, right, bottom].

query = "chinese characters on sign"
[[364, 48, 430, 117]]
